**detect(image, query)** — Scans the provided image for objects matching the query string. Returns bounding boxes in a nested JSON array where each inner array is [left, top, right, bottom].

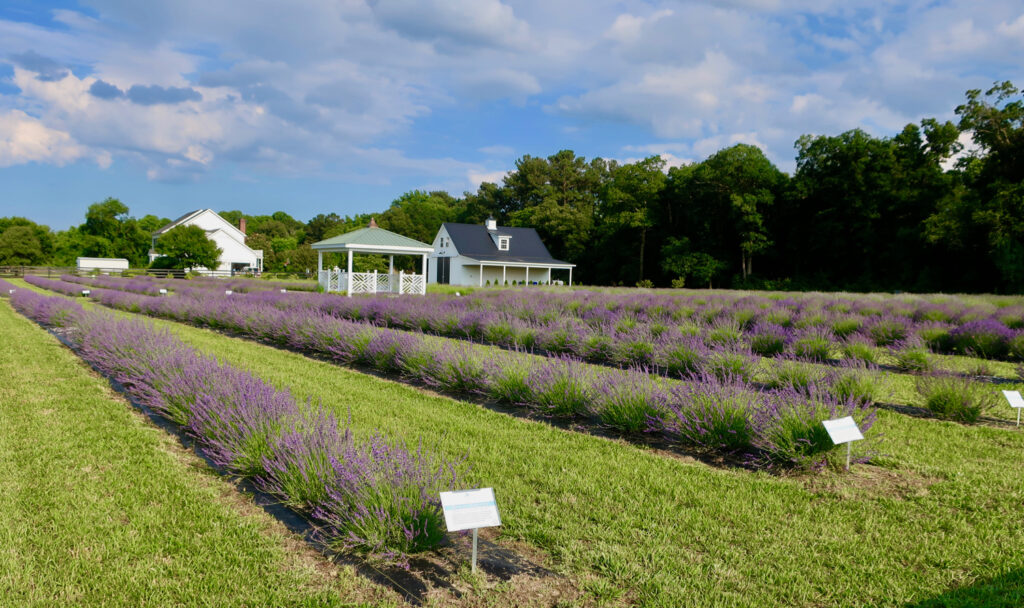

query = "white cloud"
[[0, 109, 96, 167], [468, 169, 508, 188]]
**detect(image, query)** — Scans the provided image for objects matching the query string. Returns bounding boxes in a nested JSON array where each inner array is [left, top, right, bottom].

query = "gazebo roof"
[[311, 226, 433, 253]]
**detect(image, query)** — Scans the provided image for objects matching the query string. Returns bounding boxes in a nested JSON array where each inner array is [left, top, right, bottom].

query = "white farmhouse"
[[149, 209, 263, 274], [428, 217, 574, 286]]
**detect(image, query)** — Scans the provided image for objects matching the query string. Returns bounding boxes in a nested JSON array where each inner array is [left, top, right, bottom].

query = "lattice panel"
[[402, 274, 425, 294], [350, 272, 376, 294], [375, 273, 391, 293]]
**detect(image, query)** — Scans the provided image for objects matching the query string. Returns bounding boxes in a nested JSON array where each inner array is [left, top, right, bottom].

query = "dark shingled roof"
[[442, 223, 573, 266]]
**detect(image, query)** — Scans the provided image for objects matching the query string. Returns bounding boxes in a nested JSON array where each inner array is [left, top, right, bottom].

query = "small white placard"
[[280, 289, 287, 293], [822, 416, 864, 445], [225, 290, 233, 295], [81, 289, 90, 295], [159, 288, 168, 294], [439, 488, 501, 532], [1002, 390, 1024, 409]]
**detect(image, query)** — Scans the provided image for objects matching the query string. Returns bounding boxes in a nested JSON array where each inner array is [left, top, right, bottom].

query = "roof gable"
[[440, 223, 570, 265], [312, 226, 433, 251], [153, 209, 244, 241]]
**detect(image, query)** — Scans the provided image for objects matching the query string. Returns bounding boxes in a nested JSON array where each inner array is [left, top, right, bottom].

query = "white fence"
[[318, 270, 426, 295]]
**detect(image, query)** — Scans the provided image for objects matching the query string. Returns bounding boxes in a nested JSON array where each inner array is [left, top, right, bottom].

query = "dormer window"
[[498, 236, 510, 251]]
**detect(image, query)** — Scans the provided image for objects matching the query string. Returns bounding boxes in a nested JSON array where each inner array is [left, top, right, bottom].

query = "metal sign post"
[[822, 416, 865, 470], [439, 488, 501, 574], [1002, 390, 1024, 426]]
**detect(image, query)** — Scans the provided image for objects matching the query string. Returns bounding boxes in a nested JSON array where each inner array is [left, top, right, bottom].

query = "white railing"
[[318, 270, 425, 295]]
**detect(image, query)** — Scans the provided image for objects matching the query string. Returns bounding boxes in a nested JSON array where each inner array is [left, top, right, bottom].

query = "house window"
[[498, 236, 510, 251]]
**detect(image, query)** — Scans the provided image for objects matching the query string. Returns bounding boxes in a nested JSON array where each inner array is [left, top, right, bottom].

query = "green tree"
[[0, 225, 45, 265], [376, 190, 459, 243], [601, 156, 666, 282], [152, 225, 222, 270]]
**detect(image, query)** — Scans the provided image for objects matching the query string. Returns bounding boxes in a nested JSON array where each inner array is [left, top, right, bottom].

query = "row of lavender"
[[25, 275, 877, 468], [75, 273, 1024, 365], [8, 287, 459, 564], [62, 273, 316, 295]]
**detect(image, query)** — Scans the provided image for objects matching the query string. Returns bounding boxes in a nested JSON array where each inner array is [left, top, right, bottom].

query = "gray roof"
[[443, 223, 573, 266], [312, 226, 433, 251], [152, 209, 206, 235]]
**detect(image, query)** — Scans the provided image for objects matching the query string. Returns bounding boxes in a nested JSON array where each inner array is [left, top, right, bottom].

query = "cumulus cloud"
[[126, 84, 202, 105], [0, 109, 97, 167], [8, 50, 69, 82], [369, 0, 532, 52], [88, 79, 124, 99]]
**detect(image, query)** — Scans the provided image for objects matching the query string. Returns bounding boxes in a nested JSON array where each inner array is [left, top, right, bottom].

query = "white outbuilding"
[[76, 257, 129, 273], [429, 218, 574, 287], [149, 209, 263, 274]]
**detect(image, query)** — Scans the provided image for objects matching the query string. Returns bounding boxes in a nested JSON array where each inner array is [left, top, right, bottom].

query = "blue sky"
[[1, 0, 1022, 229]]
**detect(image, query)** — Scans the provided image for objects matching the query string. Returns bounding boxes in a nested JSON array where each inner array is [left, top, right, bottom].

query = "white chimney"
[[485, 217, 497, 231]]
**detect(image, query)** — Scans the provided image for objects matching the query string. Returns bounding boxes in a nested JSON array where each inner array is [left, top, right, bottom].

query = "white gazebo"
[[311, 220, 434, 296]]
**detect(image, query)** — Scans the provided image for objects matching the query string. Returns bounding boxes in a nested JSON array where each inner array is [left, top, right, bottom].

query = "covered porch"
[[469, 260, 575, 286], [312, 222, 434, 296]]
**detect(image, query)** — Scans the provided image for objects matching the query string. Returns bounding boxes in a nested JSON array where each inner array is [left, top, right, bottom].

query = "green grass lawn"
[[0, 301, 401, 607], [61, 294, 1024, 607]]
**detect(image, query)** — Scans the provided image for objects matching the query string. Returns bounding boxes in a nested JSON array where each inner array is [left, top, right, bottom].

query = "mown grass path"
[[0, 301, 400, 607], [88, 294, 1024, 607]]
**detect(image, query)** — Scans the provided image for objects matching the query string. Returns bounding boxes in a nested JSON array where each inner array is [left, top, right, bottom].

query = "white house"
[[429, 218, 574, 286], [149, 209, 263, 274]]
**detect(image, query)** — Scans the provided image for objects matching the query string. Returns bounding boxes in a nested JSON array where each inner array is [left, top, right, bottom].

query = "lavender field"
[[6, 276, 1024, 607]]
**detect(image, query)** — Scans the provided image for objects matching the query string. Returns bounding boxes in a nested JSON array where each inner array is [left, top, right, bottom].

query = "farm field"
[[0, 300, 400, 607], [6, 278, 1024, 606]]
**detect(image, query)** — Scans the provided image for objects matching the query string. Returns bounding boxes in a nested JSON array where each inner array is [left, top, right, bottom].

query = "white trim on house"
[[149, 209, 263, 274]]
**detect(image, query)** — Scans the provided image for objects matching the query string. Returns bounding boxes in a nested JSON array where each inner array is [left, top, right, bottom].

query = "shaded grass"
[[98, 301, 1024, 607], [0, 301, 398, 607]]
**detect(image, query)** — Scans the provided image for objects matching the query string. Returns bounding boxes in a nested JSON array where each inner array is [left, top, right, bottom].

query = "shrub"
[[791, 328, 833, 361], [831, 317, 862, 339], [918, 326, 954, 353], [706, 348, 756, 383], [841, 336, 877, 364], [826, 363, 880, 406], [891, 342, 932, 373], [591, 369, 668, 433], [528, 357, 594, 417], [659, 339, 708, 377], [707, 321, 742, 346], [748, 323, 788, 357], [764, 363, 825, 393], [754, 389, 875, 468], [1009, 333, 1024, 361], [867, 318, 908, 347], [916, 374, 996, 423], [663, 377, 757, 452], [950, 319, 1013, 359]]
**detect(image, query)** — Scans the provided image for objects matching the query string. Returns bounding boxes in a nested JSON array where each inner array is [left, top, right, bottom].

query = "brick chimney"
[[239, 218, 247, 234], [369, 217, 378, 228]]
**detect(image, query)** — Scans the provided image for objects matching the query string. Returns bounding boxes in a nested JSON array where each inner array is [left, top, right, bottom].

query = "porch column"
[[389, 255, 394, 274], [318, 251, 323, 272], [502, 265, 506, 286], [346, 249, 353, 297], [547, 267, 551, 285], [421, 254, 427, 294], [526, 266, 530, 285], [569, 267, 572, 286], [479, 264, 483, 287]]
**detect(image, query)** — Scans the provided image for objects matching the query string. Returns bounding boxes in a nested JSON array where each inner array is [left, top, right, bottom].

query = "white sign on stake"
[[1002, 390, 1024, 426], [440, 488, 501, 574], [159, 288, 168, 295], [822, 416, 865, 470], [81, 289, 90, 296], [225, 290, 233, 295], [280, 289, 287, 293]]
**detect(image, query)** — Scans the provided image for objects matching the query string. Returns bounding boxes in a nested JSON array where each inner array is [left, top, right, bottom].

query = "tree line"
[[1, 83, 1021, 292]]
